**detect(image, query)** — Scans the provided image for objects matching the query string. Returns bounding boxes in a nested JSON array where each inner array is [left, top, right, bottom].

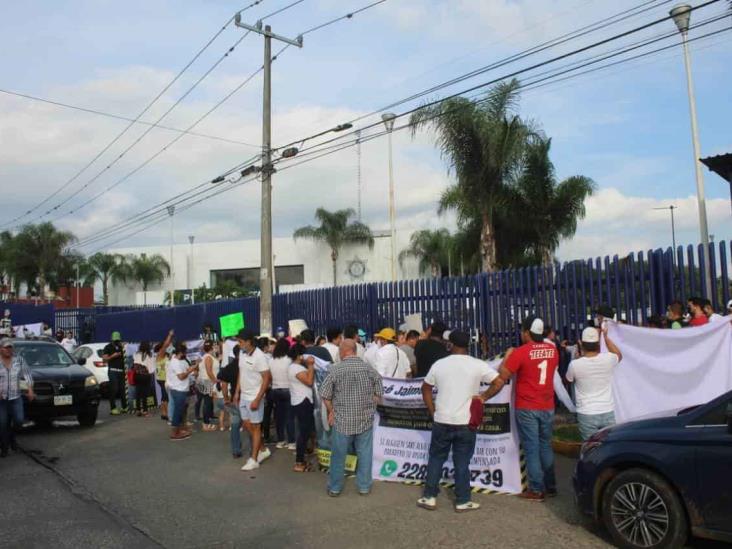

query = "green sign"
[[219, 312, 245, 338]]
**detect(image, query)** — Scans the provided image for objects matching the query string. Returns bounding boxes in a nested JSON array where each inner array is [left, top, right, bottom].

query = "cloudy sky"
[[1, 0, 731, 263]]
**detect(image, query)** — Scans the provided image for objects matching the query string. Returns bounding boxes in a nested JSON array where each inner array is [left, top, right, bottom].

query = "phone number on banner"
[[391, 461, 504, 488]]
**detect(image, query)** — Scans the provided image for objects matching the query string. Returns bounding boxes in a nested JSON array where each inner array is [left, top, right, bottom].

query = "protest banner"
[[288, 319, 308, 337], [372, 373, 523, 494], [219, 312, 245, 338]]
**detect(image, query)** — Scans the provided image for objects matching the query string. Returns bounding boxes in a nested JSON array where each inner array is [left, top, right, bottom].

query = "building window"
[[210, 265, 304, 291]]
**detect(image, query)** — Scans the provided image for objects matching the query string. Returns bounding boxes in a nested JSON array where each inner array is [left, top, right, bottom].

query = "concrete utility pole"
[[167, 205, 175, 307], [234, 14, 302, 336], [188, 235, 195, 304]]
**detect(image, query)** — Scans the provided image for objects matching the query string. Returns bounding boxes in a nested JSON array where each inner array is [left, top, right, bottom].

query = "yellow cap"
[[374, 328, 397, 342]]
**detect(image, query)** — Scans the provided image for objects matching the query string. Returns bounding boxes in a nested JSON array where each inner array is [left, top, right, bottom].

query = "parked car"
[[573, 389, 732, 548], [16, 339, 101, 427], [71, 342, 110, 396]]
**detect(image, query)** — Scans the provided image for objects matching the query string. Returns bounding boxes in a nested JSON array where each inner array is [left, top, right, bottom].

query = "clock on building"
[[346, 257, 367, 279]]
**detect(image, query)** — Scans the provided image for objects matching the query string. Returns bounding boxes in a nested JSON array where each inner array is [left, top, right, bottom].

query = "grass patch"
[[553, 423, 582, 443]]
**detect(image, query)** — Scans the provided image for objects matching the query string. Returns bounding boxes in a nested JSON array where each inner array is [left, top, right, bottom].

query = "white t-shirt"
[[363, 342, 379, 369], [167, 357, 190, 392], [222, 339, 237, 361], [356, 342, 366, 359], [709, 313, 724, 323], [238, 347, 269, 401], [322, 341, 340, 363], [270, 356, 292, 389], [61, 338, 77, 353], [424, 355, 499, 425], [374, 344, 411, 379], [288, 363, 313, 405], [133, 352, 156, 374], [566, 353, 620, 415]]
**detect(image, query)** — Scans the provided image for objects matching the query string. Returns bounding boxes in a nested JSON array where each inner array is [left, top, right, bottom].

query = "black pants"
[[108, 370, 127, 411], [293, 399, 315, 463], [262, 388, 274, 441], [134, 379, 149, 413], [272, 388, 295, 443], [202, 394, 214, 424]]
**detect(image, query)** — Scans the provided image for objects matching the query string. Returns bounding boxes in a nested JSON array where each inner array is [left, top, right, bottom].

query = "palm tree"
[[82, 252, 129, 305], [0, 231, 16, 298], [294, 208, 374, 286], [510, 138, 596, 264], [12, 222, 77, 298], [410, 79, 531, 272], [399, 229, 452, 277], [127, 253, 170, 305]]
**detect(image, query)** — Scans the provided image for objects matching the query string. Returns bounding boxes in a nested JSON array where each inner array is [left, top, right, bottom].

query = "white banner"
[[372, 376, 523, 494], [609, 319, 732, 423]]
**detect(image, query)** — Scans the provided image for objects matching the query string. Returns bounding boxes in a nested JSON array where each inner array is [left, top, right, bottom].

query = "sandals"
[[293, 462, 312, 473]]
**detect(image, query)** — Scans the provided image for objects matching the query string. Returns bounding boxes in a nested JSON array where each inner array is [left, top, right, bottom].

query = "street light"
[[653, 205, 677, 253], [382, 112, 397, 282], [167, 205, 175, 307], [670, 3, 712, 298]]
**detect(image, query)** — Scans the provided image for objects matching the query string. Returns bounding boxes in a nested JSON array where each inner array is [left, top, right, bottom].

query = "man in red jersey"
[[497, 315, 559, 502]]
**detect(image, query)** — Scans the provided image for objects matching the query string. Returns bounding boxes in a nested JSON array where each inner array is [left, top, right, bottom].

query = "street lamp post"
[[188, 235, 195, 304], [382, 112, 397, 282], [167, 205, 175, 307], [670, 4, 712, 298], [653, 205, 677, 253]]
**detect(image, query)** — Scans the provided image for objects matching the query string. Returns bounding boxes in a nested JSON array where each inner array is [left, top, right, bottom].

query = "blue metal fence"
[[0, 302, 55, 328], [58, 240, 731, 350]]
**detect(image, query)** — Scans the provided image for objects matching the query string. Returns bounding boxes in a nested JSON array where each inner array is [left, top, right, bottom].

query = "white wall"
[[107, 231, 420, 306]]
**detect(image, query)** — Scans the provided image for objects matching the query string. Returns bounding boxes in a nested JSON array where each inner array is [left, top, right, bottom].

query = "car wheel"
[[602, 468, 687, 549], [77, 406, 98, 428]]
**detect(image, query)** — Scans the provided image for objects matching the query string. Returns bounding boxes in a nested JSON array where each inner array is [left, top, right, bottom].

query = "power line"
[[0, 87, 260, 147]]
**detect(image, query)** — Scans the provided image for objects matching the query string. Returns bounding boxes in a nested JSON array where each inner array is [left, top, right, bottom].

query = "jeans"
[[227, 403, 242, 456], [108, 370, 127, 411], [0, 398, 24, 452], [423, 423, 477, 505], [293, 399, 314, 463], [577, 411, 615, 441], [272, 388, 295, 443], [328, 427, 374, 494], [169, 390, 188, 428], [516, 409, 556, 493]]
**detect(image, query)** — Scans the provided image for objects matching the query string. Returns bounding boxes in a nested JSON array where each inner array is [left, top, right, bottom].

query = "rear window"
[[15, 343, 74, 368]]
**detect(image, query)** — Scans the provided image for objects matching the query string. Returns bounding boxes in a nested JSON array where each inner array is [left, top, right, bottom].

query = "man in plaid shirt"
[[321, 339, 383, 496]]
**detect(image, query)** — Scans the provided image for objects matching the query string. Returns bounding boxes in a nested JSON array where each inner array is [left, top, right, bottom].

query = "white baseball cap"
[[529, 318, 544, 336], [726, 299, 732, 311], [581, 327, 600, 344]]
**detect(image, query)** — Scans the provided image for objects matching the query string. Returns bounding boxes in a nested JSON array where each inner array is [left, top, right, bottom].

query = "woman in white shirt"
[[132, 341, 156, 417], [167, 342, 197, 441], [270, 339, 296, 449], [199, 341, 220, 432], [287, 343, 315, 472]]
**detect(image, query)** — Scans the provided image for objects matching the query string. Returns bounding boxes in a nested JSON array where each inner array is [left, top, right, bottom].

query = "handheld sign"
[[220, 312, 245, 338]]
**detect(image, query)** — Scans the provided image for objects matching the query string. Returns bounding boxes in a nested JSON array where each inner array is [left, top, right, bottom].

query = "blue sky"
[[1, 0, 731, 261]]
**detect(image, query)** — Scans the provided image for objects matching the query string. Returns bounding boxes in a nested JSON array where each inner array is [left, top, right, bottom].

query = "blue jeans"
[[0, 398, 24, 452], [577, 411, 615, 441], [423, 423, 477, 505], [516, 409, 556, 493], [328, 427, 374, 494], [169, 390, 188, 428], [227, 403, 242, 456]]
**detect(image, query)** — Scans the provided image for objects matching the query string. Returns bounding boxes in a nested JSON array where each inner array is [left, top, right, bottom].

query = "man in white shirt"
[[322, 327, 343, 363], [416, 331, 505, 513], [344, 325, 366, 359], [234, 329, 272, 471], [61, 331, 77, 353], [566, 326, 623, 441], [372, 328, 411, 379]]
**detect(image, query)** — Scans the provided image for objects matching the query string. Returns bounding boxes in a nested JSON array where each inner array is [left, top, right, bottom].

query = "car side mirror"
[[727, 404, 732, 435], [78, 357, 86, 366]]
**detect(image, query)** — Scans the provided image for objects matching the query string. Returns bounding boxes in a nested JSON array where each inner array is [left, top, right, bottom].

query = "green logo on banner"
[[380, 460, 398, 477]]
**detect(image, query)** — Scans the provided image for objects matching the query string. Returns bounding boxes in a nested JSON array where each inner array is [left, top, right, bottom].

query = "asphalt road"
[[0, 408, 725, 549]]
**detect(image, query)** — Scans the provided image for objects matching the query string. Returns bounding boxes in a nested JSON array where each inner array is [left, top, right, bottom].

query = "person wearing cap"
[[234, 329, 272, 471], [372, 328, 411, 379], [0, 339, 34, 457], [417, 331, 504, 512], [414, 321, 449, 378], [102, 331, 128, 415], [566, 325, 623, 441], [497, 316, 559, 502]]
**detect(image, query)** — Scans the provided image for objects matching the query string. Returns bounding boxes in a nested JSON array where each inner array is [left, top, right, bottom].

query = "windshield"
[[14, 343, 75, 368]]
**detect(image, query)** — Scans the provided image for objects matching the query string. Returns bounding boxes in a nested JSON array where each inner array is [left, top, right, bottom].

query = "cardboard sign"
[[288, 319, 308, 337], [404, 312, 423, 334], [219, 312, 245, 338]]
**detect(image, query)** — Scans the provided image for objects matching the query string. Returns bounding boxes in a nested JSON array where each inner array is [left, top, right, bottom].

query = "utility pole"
[[188, 235, 195, 304], [234, 14, 302, 335], [167, 205, 175, 307], [653, 205, 677, 253]]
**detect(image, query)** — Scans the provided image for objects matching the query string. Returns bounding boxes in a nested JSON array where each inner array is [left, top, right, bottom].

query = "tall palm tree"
[[510, 138, 596, 264], [12, 222, 77, 298], [294, 208, 374, 286], [399, 229, 452, 277], [0, 231, 16, 298], [410, 79, 531, 272], [82, 252, 129, 305], [127, 253, 170, 305]]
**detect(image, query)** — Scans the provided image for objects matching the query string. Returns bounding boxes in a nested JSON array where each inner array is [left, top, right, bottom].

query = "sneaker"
[[327, 490, 341, 497], [455, 501, 481, 513], [170, 431, 191, 441], [241, 458, 260, 471], [287, 443, 296, 451], [275, 441, 287, 449], [110, 408, 121, 416], [416, 497, 437, 511], [257, 448, 272, 463], [518, 491, 545, 502]]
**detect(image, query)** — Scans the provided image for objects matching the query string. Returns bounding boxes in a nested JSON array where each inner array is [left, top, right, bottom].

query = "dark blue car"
[[573, 389, 732, 548]]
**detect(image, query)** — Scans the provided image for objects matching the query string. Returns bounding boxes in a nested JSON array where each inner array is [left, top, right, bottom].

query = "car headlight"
[[85, 376, 98, 387]]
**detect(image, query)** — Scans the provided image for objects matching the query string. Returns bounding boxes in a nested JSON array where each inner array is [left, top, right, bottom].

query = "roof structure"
[[700, 153, 732, 184]]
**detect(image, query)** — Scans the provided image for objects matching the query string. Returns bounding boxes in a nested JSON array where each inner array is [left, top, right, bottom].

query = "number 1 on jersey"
[[537, 360, 548, 385]]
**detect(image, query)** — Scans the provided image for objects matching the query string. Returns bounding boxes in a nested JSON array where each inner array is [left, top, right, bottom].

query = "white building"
[[107, 231, 420, 306]]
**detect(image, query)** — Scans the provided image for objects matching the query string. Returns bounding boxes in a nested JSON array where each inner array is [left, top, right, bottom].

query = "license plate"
[[54, 395, 73, 406]]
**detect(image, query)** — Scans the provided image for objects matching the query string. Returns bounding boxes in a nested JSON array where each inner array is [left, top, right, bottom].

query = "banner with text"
[[372, 376, 522, 494]]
